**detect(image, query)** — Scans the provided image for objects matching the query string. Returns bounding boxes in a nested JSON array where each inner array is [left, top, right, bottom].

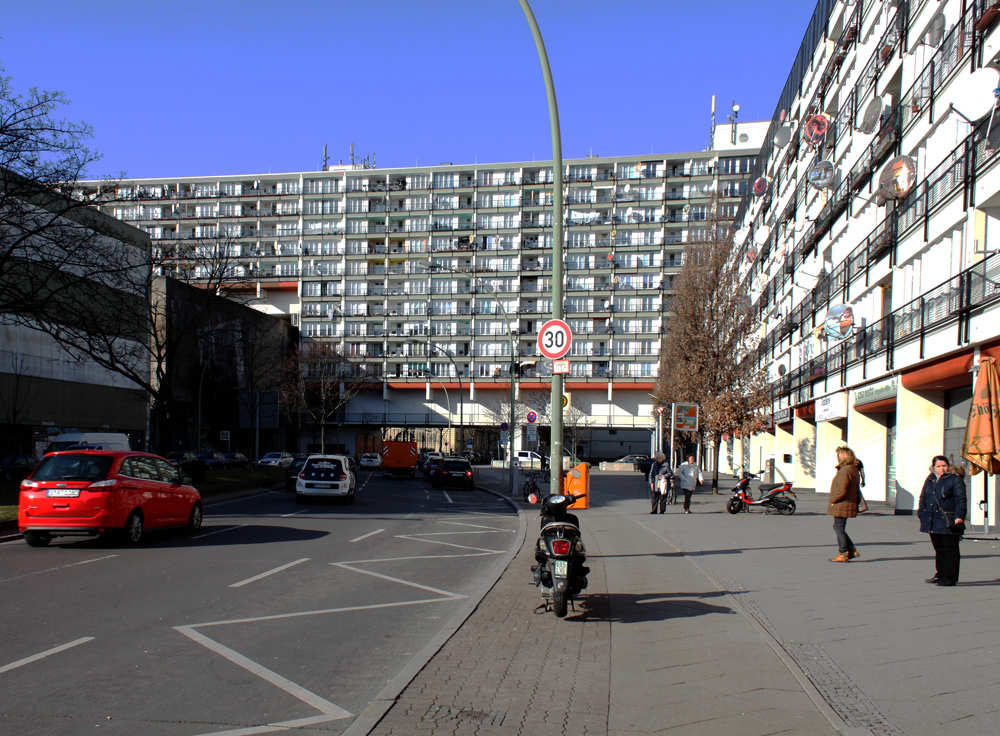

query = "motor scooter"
[[529, 491, 590, 618], [727, 470, 797, 515]]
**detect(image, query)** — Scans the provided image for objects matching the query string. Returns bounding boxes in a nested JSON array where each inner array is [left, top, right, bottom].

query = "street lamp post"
[[518, 0, 565, 492], [418, 261, 517, 495], [411, 339, 463, 455]]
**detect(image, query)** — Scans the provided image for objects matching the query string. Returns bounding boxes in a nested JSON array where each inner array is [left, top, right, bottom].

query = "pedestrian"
[[917, 456, 967, 586], [856, 456, 866, 488], [828, 446, 862, 562], [675, 454, 704, 514], [648, 451, 670, 514]]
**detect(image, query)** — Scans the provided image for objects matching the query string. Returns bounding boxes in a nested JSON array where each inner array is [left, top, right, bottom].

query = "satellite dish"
[[877, 155, 918, 200], [778, 364, 787, 376], [624, 183, 631, 193], [951, 67, 1000, 121], [733, 227, 750, 246], [926, 12, 946, 48], [774, 126, 792, 147], [806, 160, 835, 189], [802, 114, 830, 145], [754, 226, 771, 245], [856, 96, 883, 134], [752, 177, 770, 198], [625, 207, 634, 220]]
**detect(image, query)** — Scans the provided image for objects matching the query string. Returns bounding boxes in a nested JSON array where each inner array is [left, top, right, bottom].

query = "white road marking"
[[0, 637, 94, 674], [176, 626, 352, 719], [187, 596, 460, 629], [332, 563, 465, 598], [434, 519, 517, 532], [442, 491, 454, 503], [0, 555, 118, 584], [279, 509, 308, 518], [230, 559, 310, 588], [337, 552, 498, 564], [192, 524, 248, 539], [349, 528, 385, 543], [395, 534, 506, 554], [189, 715, 341, 736]]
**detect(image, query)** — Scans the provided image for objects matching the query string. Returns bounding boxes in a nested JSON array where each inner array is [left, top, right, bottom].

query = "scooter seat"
[[758, 483, 784, 492]]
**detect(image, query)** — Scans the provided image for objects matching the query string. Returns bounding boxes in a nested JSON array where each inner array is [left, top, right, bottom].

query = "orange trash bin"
[[565, 462, 590, 509]]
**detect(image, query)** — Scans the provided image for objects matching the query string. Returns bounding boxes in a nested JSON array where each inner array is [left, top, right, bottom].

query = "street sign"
[[220, 431, 230, 441], [500, 431, 509, 445], [499, 422, 509, 432], [562, 394, 569, 408], [526, 424, 538, 441], [658, 406, 665, 415], [553, 359, 570, 374], [526, 411, 537, 424], [466, 437, 473, 449], [538, 319, 572, 360]]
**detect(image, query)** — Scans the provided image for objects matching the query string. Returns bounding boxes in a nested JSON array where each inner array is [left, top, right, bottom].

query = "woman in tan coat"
[[828, 446, 862, 562]]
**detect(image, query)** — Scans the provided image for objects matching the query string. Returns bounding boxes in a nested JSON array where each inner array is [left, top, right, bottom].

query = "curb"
[[341, 484, 527, 736]]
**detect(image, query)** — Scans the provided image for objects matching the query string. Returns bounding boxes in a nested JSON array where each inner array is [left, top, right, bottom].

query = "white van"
[[514, 451, 544, 469], [45, 433, 131, 453]]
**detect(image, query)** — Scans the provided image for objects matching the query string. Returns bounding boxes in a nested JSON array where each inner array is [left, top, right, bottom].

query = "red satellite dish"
[[802, 114, 829, 145], [752, 178, 770, 198]]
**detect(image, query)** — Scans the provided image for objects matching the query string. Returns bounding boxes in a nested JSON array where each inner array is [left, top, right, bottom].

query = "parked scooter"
[[727, 470, 797, 515], [529, 491, 590, 618]]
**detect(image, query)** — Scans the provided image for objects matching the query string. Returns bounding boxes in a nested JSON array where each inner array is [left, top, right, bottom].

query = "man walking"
[[676, 454, 703, 514]]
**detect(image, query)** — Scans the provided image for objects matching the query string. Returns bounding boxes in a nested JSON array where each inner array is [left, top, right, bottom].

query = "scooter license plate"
[[552, 560, 569, 577]]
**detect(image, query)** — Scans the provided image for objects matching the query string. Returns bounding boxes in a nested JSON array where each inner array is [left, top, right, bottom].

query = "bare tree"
[[279, 340, 366, 453], [656, 196, 770, 491], [230, 311, 291, 459], [0, 352, 37, 430]]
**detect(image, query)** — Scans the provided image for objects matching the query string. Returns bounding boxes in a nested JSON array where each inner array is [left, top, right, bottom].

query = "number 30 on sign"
[[538, 319, 572, 360]]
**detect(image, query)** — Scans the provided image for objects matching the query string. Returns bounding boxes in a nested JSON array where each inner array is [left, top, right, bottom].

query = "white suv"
[[295, 455, 355, 505], [514, 451, 543, 469]]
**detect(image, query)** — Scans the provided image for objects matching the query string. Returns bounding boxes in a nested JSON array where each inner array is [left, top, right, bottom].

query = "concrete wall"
[[793, 418, 817, 492], [774, 422, 794, 484], [895, 385, 945, 514], [848, 409, 888, 504], [815, 418, 847, 496]]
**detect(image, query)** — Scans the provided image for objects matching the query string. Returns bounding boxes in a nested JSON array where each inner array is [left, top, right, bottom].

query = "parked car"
[[223, 452, 249, 469], [514, 451, 544, 469], [430, 457, 475, 491], [359, 453, 382, 469], [44, 433, 130, 453], [1, 454, 37, 484], [18, 451, 203, 547], [257, 452, 293, 468], [197, 452, 227, 471], [295, 455, 356, 505], [165, 451, 205, 484], [284, 454, 309, 492], [421, 452, 443, 479]]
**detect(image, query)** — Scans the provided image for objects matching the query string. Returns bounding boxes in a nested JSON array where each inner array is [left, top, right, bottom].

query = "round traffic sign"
[[527, 411, 537, 424], [500, 422, 509, 432], [538, 319, 572, 360]]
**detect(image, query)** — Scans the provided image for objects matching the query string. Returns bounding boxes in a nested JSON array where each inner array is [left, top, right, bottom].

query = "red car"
[[18, 451, 203, 547]]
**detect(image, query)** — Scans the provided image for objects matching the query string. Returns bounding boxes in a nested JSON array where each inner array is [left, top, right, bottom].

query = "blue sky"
[[2, 1, 815, 179]]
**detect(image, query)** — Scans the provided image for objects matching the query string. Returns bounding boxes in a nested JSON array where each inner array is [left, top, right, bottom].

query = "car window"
[[33, 454, 114, 481], [301, 458, 343, 481], [263, 453, 280, 459], [154, 458, 182, 484], [443, 460, 471, 471], [128, 456, 160, 480]]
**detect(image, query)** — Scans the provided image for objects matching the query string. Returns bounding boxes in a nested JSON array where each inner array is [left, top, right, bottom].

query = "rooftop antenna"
[[709, 95, 716, 150], [322, 144, 330, 171], [728, 101, 740, 145]]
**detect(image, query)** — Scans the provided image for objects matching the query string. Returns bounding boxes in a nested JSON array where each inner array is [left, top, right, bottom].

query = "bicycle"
[[523, 471, 546, 502]]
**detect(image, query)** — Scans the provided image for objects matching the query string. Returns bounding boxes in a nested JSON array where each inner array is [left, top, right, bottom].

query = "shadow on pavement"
[[568, 591, 737, 623]]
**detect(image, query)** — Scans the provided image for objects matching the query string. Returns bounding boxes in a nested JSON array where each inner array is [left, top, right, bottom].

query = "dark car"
[[1, 454, 37, 484], [430, 458, 475, 491], [223, 452, 249, 469], [197, 452, 227, 471], [165, 451, 206, 484], [636, 456, 654, 475], [284, 454, 309, 492]]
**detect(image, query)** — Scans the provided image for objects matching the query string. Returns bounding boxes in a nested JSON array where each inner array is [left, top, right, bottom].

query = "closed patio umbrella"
[[961, 356, 1000, 534]]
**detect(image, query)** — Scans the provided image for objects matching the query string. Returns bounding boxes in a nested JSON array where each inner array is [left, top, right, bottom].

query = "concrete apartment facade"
[[730, 0, 1000, 527], [88, 128, 765, 459]]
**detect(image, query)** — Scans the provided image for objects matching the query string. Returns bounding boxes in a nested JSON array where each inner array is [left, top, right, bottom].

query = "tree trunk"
[[712, 437, 722, 494]]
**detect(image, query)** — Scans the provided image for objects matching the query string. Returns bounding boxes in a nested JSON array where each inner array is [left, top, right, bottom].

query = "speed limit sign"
[[538, 319, 572, 360]]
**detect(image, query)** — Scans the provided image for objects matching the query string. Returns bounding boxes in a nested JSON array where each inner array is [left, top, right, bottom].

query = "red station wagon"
[[18, 451, 203, 547]]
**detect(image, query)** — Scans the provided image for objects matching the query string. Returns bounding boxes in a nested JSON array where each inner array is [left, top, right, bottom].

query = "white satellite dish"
[[733, 227, 749, 246], [754, 226, 771, 245], [625, 207, 634, 220], [774, 126, 792, 148], [951, 67, 1000, 122], [925, 12, 946, 48], [856, 96, 883, 134], [624, 183, 631, 193]]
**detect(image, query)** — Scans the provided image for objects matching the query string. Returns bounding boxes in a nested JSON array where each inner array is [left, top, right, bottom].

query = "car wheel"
[[187, 503, 203, 532], [23, 531, 51, 547], [349, 488, 356, 504], [122, 511, 144, 546]]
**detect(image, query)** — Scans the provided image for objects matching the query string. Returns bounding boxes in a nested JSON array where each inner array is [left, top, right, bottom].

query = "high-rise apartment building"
[[731, 0, 1000, 526], [86, 127, 765, 458]]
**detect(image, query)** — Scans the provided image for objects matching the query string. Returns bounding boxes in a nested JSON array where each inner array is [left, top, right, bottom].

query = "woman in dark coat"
[[828, 446, 862, 562], [917, 456, 968, 586]]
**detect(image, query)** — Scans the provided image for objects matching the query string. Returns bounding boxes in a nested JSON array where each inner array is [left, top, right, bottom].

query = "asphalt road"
[[0, 469, 519, 736]]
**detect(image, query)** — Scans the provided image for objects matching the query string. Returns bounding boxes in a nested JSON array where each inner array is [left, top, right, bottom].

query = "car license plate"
[[314, 483, 331, 489], [451, 471, 465, 476], [47, 489, 80, 498], [552, 560, 568, 577]]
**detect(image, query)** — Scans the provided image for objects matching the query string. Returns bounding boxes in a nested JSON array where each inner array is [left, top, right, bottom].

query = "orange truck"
[[381, 440, 419, 478]]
